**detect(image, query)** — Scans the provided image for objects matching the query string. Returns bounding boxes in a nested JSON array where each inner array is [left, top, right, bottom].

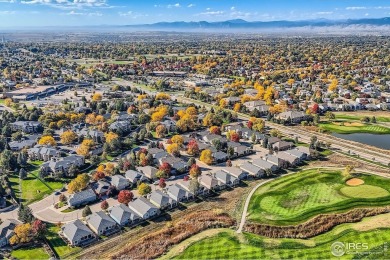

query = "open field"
[[10, 246, 50, 260], [8, 163, 64, 204], [169, 213, 390, 260], [247, 169, 390, 225], [334, 112, 390, 123], [319, 121, 390, 134]]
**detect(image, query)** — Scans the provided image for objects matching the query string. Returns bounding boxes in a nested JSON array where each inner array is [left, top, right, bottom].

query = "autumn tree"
[[31, 219, 47, 239], [159, 162, 172, 176], [67, 173, 90, 194], [38, 136, 56, 146], [104, 132, 119, 144], [167, 143, 180, 156], [60, 130, 77, 145], [118, 190, 134, 205], [171, 135, 184, 146], [189, 164, 201, 178], [187, 139, 200, 156], [101, 200, 109, 210], [76, 139, 95, 157], [92, 93, 102, 101], [155, 124, 167, 138], [200, 149, 213, 165], [230, 132, 240, 142], [159, 178, 166, 189], [10, 223, 32, 245], [209, 126, 221, 135], [138, 183, 151, 195]]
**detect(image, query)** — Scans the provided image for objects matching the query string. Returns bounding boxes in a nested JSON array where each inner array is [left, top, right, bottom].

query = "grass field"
[[11, 246, 50, 260], [319, 121, 390, 134], [46, 225, 81, 258], [9, 163, 64, 204], [170, 221, 390, 260], [247, 169, 390, 225], [335, 113, 390, 123]]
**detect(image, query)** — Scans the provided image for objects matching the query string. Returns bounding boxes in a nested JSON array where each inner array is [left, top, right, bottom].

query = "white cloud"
[[167, 3, 180, 8], [119, 11, 148, 18], [206, 7, 210, 11], [66, 10, 83, 15], [346, 6, 367, 10], [316, 11, 333, 15], [197, 10, 224, 16], [0, 0, 16, 3], [0, 10, 15, 14], [21, 0, 110, 10], [230, 6, 235, 11], [187, 3, 195, 8]]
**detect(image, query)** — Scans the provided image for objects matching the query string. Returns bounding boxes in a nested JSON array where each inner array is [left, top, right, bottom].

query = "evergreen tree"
[[19, 168, 27, 180], [82, 205, 92, 217], [18, 204, 35, 223]]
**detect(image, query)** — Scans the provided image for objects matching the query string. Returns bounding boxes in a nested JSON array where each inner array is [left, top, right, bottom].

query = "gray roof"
[[167, 184, 189, 200], [221, 167, 244, 178], [110, 175, 130, 188], [86, 211, 117, 232], [284, 149, 305, 158], [61, 219, 94, 243], [68, 188, 96, 206], [9, 139, 36, 150], [109, 204, 140, 225], [125, 170, 147, 183], [149, 190, 174, 208], [252, 159, 275, 170], [128, 197, 158, 217], [240, 162, 263, 175], [0, 219, 18, 240], [198, 174, 219, 189], [214, 170, 238, 184]]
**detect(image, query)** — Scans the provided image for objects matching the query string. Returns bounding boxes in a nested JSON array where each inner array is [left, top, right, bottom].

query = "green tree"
[[82, 205, 92, 217]]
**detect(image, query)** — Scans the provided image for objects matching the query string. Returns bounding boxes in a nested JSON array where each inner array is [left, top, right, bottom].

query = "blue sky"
[[1, 0, 390, 27]]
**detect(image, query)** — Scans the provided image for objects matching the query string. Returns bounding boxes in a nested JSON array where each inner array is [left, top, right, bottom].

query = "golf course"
[[247, 169, 390, 225], [319, 121, 390, 134]]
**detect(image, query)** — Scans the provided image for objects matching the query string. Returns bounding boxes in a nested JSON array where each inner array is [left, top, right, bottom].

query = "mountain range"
[[123, 17, 390, 31]]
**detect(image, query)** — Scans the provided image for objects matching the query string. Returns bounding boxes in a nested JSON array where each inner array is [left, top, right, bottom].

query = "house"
[[27, 146, 60, 161], [198, 174, 220, 192], [233, 144, 253, 157], [222, 167, 247, 180], [136, 166, 158, 180], [158, 156, 188, 174], [252, 159, 279, 172], [167, 184, 194, 202], [214, 170, 240, 187], [109, 204, 141, 226], [262, 154, 289, 169], [267, 137, 281, 145], [148, 190, 177, 210], [276, 111, 308, 123], [125, 170, 149, 185], [202, 134, 227, 144], [128, 197, 160, 219], [239, 162, 264, 178], [272, 141, 293, 151], [284, 149, 307, 161], [213, 151, 228, 163], [86, 211, 119, 236], [109, 121, 132, 133], [41, 155, 85, 177], [77, 129, 104, 143], [148, 148, 169, 164], [176, 180, 200, 195], [275, 152, 300, 166], [68, 188, 97, 208], [295, 146, 311, 159], [8, 139, 37, 151], [110, 175, 130, 191], [93, 180, 110, 196], [0, 219, 18, 247], [61, 219, 96, 246], [10, 121, 42, 133]]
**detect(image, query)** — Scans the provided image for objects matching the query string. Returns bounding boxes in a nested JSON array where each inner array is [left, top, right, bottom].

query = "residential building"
[[128, 197, 160, 220], [41, 155, 85, 177], [148, 190, 177, 210], [276, 111, 308, 123], [10, 121, 42, 133], [240, 162, 264, 178], [61, 219, 96, 246], [68, 188, 97, 208], [221, 167, 247, 180], [109, 204, 141, 226], [136, 166, 158, 180], [167, 184, 194, 202], [27, 146, 60, 161], [125, 170, 149, 185], [252, 159, 279, 172], [86, 211, 119, 236], [0, 219, 18, 247], [110, 175, 130, 191], [214, 170, 240, 187], [275, 152, 300, 166]]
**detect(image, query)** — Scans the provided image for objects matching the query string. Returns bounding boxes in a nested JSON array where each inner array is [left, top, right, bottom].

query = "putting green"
[[340, 185, 389, 198]]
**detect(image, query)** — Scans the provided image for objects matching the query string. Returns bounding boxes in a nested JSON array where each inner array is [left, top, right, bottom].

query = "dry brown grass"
[[244, 206, 390, 239], [332, 122, 364, 127], [346, 178, 364, 186], [110, 210, 235, 260]]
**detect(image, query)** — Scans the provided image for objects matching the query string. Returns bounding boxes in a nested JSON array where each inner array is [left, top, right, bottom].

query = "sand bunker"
[[346, 178, 365, 186]]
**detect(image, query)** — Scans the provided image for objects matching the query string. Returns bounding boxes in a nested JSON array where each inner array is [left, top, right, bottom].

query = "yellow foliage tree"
[[155, 92, 170, 100], [200, 149, 213, 165], [104, 132, 119, 144], [171, 135, 184, 146], [233, 103, 241, 112], [60, 130, 77, 145], [185, 106, 197, 116], [92, 93, 102, 102], [9, 223, 32, 245], [77, 139, 95, 157], [67, 173, 90, 194], [167, 143, 180, 155], [219, 99, 227, 108], [38, 136, 56, 146]]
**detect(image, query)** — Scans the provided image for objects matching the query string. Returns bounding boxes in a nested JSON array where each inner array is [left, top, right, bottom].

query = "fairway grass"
[[247, 169, 390, 225], [170, 222, 390, 260], [340, 185, 389, 199], [319, 121, 390, 134]]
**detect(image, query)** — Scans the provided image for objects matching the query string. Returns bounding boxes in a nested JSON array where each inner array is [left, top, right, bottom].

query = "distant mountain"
[[124, 17, 390, 30]]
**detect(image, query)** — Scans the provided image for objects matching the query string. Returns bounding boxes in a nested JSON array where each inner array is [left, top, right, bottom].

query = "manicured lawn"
[[340, 185, 389, 199], [46, 225, 82, 258], [319, 121, 390, 134], [9, 163, 64, 204], [247, 169, 390, 225], [171, 224, 390, 260], [11, 246, 50, 260]]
